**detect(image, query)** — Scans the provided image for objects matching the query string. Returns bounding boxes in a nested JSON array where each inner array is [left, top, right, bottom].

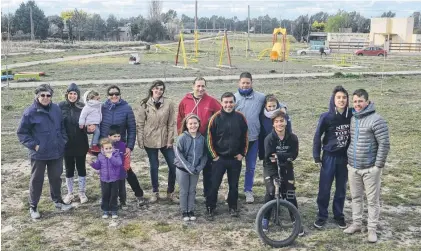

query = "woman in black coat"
[[59, 83, 89, 204]]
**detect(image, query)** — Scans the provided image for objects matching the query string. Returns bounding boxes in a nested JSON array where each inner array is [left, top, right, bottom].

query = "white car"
[[297, 47, 331, 56]]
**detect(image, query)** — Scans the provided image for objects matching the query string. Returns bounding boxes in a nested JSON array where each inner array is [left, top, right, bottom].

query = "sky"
[[1, 0, 421, 20]]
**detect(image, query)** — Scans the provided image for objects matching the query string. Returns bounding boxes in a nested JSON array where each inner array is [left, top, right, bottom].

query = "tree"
[[161, 9, 177, 24], [47, 15, 64, 38], [71, 9, 89, 40], [1, 13, 15, 35], [86, 14, 106, 40], [139, 19, 167, 42], [61, 10, 75, 42], [106, 14, 119, 39], [310, 12, 330, 23], [148, 0, 162, 21], [412, 12, 420, 28], [13, 1, 49, 39], [325, 11, 350, 32], [311, 21, 326, 32], [381, 11, 396, 18], [292, 15, 310, 41]]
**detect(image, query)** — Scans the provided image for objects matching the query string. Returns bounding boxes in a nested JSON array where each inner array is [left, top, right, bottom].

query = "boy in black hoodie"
[[313, 86, 352, 229], [263, 110, 304, 236]]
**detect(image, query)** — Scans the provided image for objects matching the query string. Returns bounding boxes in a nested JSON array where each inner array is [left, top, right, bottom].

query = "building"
[[370, 17, 419, 50]]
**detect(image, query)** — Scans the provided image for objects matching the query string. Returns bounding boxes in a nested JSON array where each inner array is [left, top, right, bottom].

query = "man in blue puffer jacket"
[[17, 84, 73, 220]]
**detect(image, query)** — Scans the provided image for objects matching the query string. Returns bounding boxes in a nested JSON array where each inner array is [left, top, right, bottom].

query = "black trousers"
[[101, 181, 119, 212], [202, 158, 213, 197], [118, 168, 144, 203], [64, 155, 86, 177], [206, 158, 242, 210]]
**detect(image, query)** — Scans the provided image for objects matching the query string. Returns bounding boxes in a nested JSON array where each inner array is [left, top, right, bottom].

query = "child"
[[174, 114, 208, 221], [107, 125, 145, 209], [89, 138, 123, 219], [79, 90, 102, 153], [258, 94, 292, 161], [263, 110, 304, 236]]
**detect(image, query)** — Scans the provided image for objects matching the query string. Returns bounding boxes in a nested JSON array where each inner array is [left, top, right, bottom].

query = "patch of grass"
[[153, 221, 174, 233], [119, 222, 150, 241]]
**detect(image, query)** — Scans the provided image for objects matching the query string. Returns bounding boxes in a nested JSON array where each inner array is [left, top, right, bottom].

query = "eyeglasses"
[[40, 94, 52, 98], [108, 93, 120, 97]]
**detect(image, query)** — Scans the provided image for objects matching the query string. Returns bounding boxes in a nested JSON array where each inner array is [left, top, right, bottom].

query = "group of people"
[[17, 72, 389, 243]]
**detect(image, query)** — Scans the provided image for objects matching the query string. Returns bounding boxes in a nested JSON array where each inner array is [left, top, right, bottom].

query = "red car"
[[355, 47, 387, 56]]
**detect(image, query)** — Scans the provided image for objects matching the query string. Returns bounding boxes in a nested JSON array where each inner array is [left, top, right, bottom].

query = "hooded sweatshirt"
[[234, 90, 266, 141], [312, 94, 352, 163], [78, 90, 102, 126], [174, 131, 208, 174]]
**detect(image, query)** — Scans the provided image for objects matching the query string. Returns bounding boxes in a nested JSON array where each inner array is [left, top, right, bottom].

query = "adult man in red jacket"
[[177, 77, 222, 198]]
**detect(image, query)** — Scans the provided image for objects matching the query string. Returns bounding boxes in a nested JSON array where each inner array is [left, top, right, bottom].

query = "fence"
[[327, 41, 369, 51], [389, 43, 421, 52]]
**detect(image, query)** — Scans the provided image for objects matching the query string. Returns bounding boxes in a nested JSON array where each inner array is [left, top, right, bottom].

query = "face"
[[93, 95, 100, 101], [353, 95, 369, 112], [67, 91, 78, 103], [334, 91, 348, 110], [265, 101, 277, 112], [186, 118, 199, 133], [193, 80, 206, 98], [108, 134, 121, 143], [152, 85, 164, 99], [102, 143, 113, 155], [238, 77, 252, 90], [108, 88, 121, 103], [273, 116, 287, 133], [37, 91, 52, 106], [221, 96, 235, 113]]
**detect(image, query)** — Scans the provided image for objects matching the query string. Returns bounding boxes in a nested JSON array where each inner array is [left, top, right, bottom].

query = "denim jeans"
[[91, 124, 100, 146], [244, 140, 258, 192], [145, 146, 176, 193]]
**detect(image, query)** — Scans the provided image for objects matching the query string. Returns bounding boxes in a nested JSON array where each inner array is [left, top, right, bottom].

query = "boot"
[[64, 177, 74, 204], [206, 207, 215, 221], [78, 176, 88, 203]]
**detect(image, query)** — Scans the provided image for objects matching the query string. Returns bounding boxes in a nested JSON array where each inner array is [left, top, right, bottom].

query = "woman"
[[100, 85, 145, 207], [59, 83, 89, 204], [137, 80, 177, 203]]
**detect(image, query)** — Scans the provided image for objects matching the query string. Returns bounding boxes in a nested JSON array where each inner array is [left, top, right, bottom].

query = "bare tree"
[[149, 0, 162, 21]]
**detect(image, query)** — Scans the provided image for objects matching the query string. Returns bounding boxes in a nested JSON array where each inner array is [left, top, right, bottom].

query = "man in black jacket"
[[206, 92, 248, 220]]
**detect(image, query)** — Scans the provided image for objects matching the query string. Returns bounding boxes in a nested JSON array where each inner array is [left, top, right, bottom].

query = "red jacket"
[[177, 93, 221, 135]]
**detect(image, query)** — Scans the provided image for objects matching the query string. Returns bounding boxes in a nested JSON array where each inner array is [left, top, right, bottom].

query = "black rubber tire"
[[378, 53, 384, 57], [358, 53, 363, 56], [300, 51, 306, 55], [255, 199, 301, 248]]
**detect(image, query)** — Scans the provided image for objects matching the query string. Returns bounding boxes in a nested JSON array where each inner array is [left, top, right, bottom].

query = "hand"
[[86, 124, 96, 133], [86, 155, 94, 164], [270, 153, 278, 163], [79, 125, 84, 129], [235, 154, 243, 161], [213, 156, 219, 162], [166, 144, 173, 149], [105, 153, 112, 158], [125, 148, 131, 156], [317, 162, 323, 168], [35, 145, 40, 152]]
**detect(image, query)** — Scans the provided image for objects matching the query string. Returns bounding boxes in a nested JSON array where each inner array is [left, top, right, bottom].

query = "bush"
[[139, 20, 168, 42]]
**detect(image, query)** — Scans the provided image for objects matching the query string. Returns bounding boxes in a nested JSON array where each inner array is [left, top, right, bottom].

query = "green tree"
[[326, 11, 350, 32], [106, 14, 119, 39], [13, 1, 49, 39], [381, 11, 396, 18], [161, 9, 177, 24], [47, 15, 64, 38], [139, 19, 167, 42]]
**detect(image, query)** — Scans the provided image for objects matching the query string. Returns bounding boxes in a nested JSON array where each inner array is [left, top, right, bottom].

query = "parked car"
[[355, 47, 387, 56], [297, 47, 331, 56]]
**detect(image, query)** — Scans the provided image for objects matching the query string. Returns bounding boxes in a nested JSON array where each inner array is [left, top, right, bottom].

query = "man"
[[17, 84, 73, 219], [313, 86, 352, 229], [344, 89, 390, 243], [177, 77, 221, 198], [234, 72, 265, 203], [206, 92, 248, 220]]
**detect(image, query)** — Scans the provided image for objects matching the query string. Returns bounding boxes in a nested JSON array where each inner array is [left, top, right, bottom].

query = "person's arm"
[[17, 113, 38, 151], [60, 111, 68, 144], [136, 104, 146, 149], [312, 114, 327, 163], [126, 105, 136, 150], [276, 134, 299, 162], [373, 117, 390, 168], [177, 101, 185, 134], [286, 114, 293, 133], [167, 101, 176, 146], [264, 134, 276, 163], [174, 136, 193, 173], [207, 113, 219, 159], [109, 151, 123, 167], [90, 158, 101, 170], [78, 106, 88, 126], [195, 141, 208, 173], [239, 113, 249, 157]]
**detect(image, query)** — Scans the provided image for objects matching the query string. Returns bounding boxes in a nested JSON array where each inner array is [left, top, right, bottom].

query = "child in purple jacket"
[[89, 138, 123, 219]]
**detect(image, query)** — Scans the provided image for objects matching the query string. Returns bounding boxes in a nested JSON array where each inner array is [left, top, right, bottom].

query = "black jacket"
[[207, 109, 248, 159], [263, 129, 299, 177], [58, 84, 89, 156]]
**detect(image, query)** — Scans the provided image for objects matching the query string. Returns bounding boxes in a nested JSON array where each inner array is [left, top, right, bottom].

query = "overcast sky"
[[1, 0, 420, 20]]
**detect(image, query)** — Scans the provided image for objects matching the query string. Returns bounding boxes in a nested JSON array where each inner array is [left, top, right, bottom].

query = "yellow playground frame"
[[258, 27, 290, 61]]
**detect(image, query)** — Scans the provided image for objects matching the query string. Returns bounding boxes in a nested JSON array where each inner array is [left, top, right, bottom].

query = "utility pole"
[[194, 0, 198, 31], [300, 22, 304, 42], [30, 5, 35, 40], [261, 19, 263, 34], [247, 5, 250, 57]]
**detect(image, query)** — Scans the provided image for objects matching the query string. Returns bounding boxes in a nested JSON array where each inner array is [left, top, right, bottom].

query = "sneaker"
[[335, 218, 347, 229], [55, 200, 73, 211], [189, 211, 196, 221], [150, 192, 159, 203], [245, 191, 254, 204], [120, 202, 128, 210], [343, 223, 362, 234], [79, 193, 88, 204], [229, 208, 239, 217], [102, 212, 109, 219], [63, 194, 74, 204], [182, 212, 190, 221], [91, 145, 101, 153], [314, 218, 326, 229], [137, 197, 146, 206], [167, 192, 179, 203], [29, 207, 40, 219], [111, 212, 118, 219], [368, 230, 377, 243], [206, 207, 214, 221], [262, 218, 269, 232], [298, 226, 305, 237]]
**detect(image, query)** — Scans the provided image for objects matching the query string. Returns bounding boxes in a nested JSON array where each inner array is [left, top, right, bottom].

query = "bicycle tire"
[[255, 199, 301, 248]]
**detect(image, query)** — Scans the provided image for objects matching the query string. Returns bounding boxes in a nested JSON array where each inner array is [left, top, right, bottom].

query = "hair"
[[86, 90, 100, 101], [108, 125, 121, 136], [141, 80, 166, 107], [333, 85, 349, 97], [239, 72, 252, 81], [220, 92, 236, 102], [107, 85, 121, 95], [193, 77, 206, 86], [353, 89, 369, 100], [264, 94, 279, 105], [180, 114, 201, 134], [271, 110, 287, 124], [100, 138, 112, 147]]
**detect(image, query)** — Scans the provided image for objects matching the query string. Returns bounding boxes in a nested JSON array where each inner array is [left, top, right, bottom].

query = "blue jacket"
[[313, 95, 352, 163], [100, 99, 136, 150], [17, 100, 68, 160]]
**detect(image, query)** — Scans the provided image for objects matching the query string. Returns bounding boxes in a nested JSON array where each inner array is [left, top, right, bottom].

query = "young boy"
[[263, 110, 304, 236], [108, 125, 145, 208]]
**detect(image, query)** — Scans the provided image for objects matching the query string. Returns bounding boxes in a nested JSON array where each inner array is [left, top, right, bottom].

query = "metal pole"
[[30, 5, 35, 40], [247, 5, 250, 57]]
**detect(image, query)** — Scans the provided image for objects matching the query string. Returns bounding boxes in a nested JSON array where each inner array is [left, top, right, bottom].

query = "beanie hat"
[[34, 84, 54, 96]]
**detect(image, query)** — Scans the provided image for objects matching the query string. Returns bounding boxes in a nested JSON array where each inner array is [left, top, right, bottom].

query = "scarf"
[[106, 99, 121, 110], [264, 108, 280, 119], [238, 88, 253, 97]]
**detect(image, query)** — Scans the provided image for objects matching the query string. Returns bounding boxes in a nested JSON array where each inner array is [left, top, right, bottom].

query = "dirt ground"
[[1, 75, 421, 250]]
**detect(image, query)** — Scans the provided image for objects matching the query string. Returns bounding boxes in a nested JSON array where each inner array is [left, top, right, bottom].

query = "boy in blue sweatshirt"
[[313, 86, 352, 229]]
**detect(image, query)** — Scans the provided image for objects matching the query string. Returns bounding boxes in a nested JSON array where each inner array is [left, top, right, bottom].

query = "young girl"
[[89, 138, 123, 219], [174, 114, 208, 221], [79, 90, 102, 153]]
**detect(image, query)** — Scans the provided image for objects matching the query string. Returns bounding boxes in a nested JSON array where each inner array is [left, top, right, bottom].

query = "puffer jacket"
[[100, 99, 136, 150], [79, 100, 102, 125], [136, 97, 176, 148], [347, 102, 390, 169], [90, 151, 123, 182], [174, 131, 208, 174]]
